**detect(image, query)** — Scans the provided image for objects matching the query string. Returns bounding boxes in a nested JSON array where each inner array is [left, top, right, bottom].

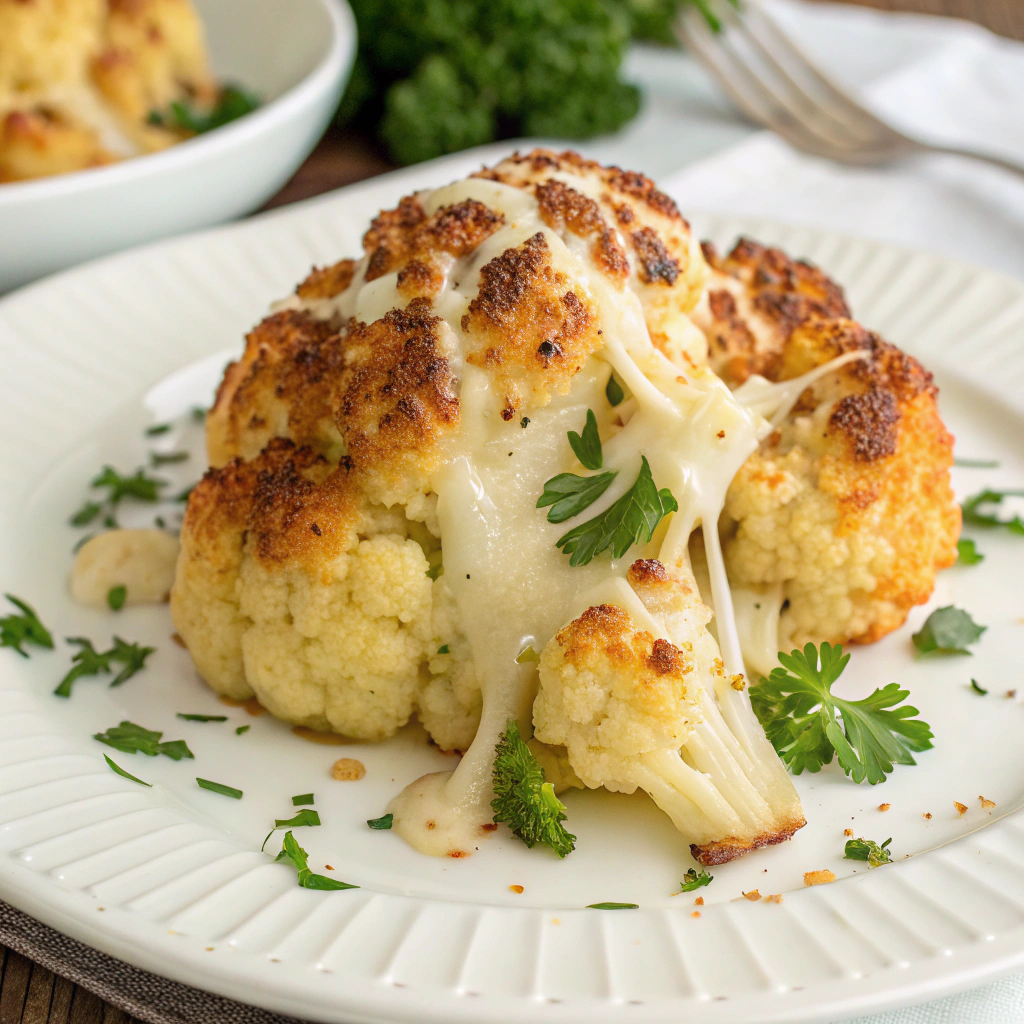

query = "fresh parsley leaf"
[[675, 868, 713, 893], [367, 813, 394, 830], [751, 642, 933, 785], [151, 86, 260, 134], [55, 637, 114, 697], [196, 777, 243, 799], [177, 713, 228, 722], [844, 836, 892, 867], [605, 373, 625, 407], [175, 486, 195, 503], [107, 586, 127, 611], [192, 406, 207, 422], [91, 466, 165, 505], [94, 721, 193, 761], [261, 808, 321, 851], [275, 831, 358, 890], [954, 457, 999, 469], [568, 409, 603, 470], [536, 470, 617, 524], [0, 595, 53, 657], [586, 902, 638, 910], [70, 502, 102, 526], [956, 539, 984, 565], [554, 456, 677, 567], [491, 720, 575, 858], [912, 606, 986, 655], [292, 793, 314, 806], [235, 725, 250, 735], [150, 451, 189, 467], [436, 644, 450, 654], [145, 423, 172, 436], [961, 488, 1024, 534], [970, 678, 988, 695], [104, 754, 151, 787]]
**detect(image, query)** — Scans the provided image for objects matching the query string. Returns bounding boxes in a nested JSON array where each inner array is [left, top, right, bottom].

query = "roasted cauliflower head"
[[173, 150, 955, 863], [694, 238, 959, 653]]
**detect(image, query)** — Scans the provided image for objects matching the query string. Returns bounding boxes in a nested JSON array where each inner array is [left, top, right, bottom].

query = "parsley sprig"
[[956, 539, 984, 565], [94, 721, 193, 761], [844, 836, 892, 867], [911, 606, 986, 656], [148, 86, 260, 135], [262, 809, 321, 851], [554, 456, 677, 567], [751, 643, 933, 785], [276, 831, 357, 890], [55, 637, 155, 697], [0, 595, 53, 657], [492, 720, 575, 858], [567, 410, 603, 470], [674, 868, 713, 894], [961, 488, 1024, 534], [71, 466, 166, 529]]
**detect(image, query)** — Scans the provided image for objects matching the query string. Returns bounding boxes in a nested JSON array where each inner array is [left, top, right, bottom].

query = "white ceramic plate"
[[1, 150, 1023, 1024], [0, 0, 355, 294]]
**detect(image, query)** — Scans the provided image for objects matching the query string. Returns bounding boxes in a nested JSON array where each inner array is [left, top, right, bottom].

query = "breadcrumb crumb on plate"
[[804, 870, 836, 887]]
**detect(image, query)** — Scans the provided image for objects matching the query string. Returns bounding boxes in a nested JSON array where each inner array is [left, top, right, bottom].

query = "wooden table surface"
[[3, 0, 1020, 1020]]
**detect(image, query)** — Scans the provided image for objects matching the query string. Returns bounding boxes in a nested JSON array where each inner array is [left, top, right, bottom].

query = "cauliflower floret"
[[535, 559, 805, 864], [696, 239, 960, 648], [171, 439, 433, 740]]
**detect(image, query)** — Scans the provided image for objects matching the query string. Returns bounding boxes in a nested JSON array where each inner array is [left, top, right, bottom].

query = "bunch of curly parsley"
[[339, 0, 686, 165]]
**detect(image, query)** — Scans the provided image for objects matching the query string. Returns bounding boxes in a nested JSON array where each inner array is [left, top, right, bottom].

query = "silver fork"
[[676, 0, 1024, 178]]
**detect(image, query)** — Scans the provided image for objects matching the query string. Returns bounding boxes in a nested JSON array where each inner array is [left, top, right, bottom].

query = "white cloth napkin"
[[658, 5, 1024, 1020]]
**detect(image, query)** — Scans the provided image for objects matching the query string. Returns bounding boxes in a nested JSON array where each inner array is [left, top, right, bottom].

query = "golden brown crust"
[[461, 232, 601, 416], [690, 817, 807, 865], [296, 260, 357, 301], [535, 179, 629, 280], [631, 226, 680, 286]]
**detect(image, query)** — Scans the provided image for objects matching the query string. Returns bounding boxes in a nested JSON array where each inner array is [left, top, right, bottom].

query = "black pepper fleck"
[[520, 417, 530, 428], [310, 523, 322, 536]]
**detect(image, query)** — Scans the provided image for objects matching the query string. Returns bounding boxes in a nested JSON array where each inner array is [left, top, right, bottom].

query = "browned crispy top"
[[631, 226, 680, 286], [338, 300, 460, 474], [296, 259, 357, 301], [535, 179, 628, 280]]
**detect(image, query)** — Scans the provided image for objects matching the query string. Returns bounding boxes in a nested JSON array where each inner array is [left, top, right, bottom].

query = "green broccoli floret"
[[492, 720, 576, 858], [342, 0, 641, 164]]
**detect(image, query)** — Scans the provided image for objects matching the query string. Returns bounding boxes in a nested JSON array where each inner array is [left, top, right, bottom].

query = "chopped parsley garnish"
[[436, 644, 450, 655], [292, 793, 314, 806], [954, 457, 999, 469], [196, 778, 243, 799], [71, 466, 166, 528], [491, 720, 575, 858], [177, 713, 228, 722], [0, 595, 53, 657], [367, 813, 394, 830], [425, 551, 444, 581], [956, 539, 984, 565], [515, 645, 538, 664], [175, 486, 195, 503], [537, 469, 617, 524], [94, 721, 193, 761], [751, 642, 933, 785], [605, 373, 625, 407], [54, 636, 155, 697], [961, 488, 1024, 534], [275, 831, 357, 890], [844, 836, 892, 867], [71, 503, 102, 527], [674, 868, 713, 893], [107, 586, 126, 611], [553, 456, 677, 567], [150, 451, 189, 467], [911, 606, 986, 655], [104, 754, 151, 787], [262, 808, 321, 851], [567, 409, 603, 471], [192, 406, 207, 422], [235, 725, 250, 735], [586, 902, 638, 910], [145, 424, 172, 437], [149, 86, 260, 134], [970, 679, 988, 695]]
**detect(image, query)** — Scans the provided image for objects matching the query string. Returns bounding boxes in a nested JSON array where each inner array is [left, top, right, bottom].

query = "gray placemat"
[[0, 901, 313, 1024]]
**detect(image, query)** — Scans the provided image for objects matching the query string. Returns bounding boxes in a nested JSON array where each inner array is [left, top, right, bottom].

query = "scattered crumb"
[[980, 796, 996, 810], [331, 757, 365, 781], [694, 896, 704, 906], [551, 919, 560, 926], [843, 829, 854, 837], [691, 911, 701, 918], [171, 632, 186, 648], [878, 803, 891, 812], [1007, 690, 1017, 699], [448, 850, 468, 858], [923, 812, 932, 820], [742, 889, 762, 902], [97, 907, 104, 912], [205, 947, 214, 952], [766, 894, 783, 904], [717, 430, 726, 439], [325, 864, 334, 871], [730, 674, 746, 691], [510, 884, 524, 894], [803, 870, 836, 887], [955, 801, 968, 816]]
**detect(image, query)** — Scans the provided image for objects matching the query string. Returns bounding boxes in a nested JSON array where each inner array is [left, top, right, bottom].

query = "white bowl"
[[0, 0, 355, 294]]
